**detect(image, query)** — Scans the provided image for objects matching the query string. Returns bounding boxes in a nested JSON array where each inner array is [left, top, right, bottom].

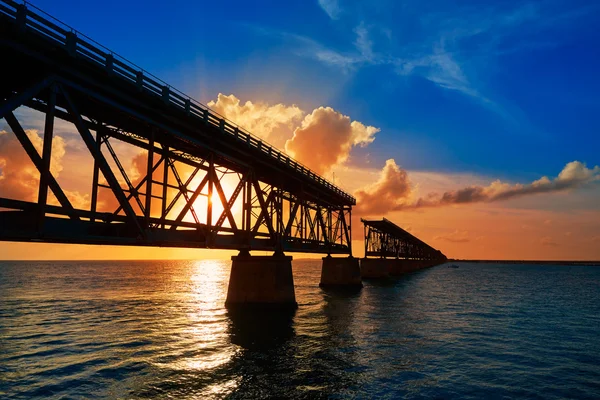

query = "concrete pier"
[[320, 256, 363, 288], [389, 259, 425, 276], [360, 258, 443, 278], [360, 258, 390, 279], [225, 252, 297, 309]]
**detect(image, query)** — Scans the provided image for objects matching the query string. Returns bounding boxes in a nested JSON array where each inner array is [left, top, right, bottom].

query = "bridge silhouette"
[[0, 0, 446, 308]]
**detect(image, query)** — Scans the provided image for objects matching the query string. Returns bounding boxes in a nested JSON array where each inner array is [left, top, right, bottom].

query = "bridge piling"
[[360, 258, 391, 279], [389, 259, 426, 276], [319, 256, 363, 288], [225, 251, 297, 309]]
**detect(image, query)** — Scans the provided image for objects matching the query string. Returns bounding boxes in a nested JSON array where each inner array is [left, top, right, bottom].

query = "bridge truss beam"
[[0, 56, 352, 254], [363, 218, 445, 260]]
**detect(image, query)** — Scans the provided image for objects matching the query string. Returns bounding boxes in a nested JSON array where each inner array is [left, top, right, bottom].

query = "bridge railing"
[[0, 0, 356, 205]]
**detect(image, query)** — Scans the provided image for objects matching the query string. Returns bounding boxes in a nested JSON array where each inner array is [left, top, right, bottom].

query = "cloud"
[[318, 0, 341, 20], [207, 94, 303, 147], [206, 94, 380, 175], [434, 230, 472, 243], [414, 161, 600, 208], [353, 160, 600, 215], [354, 22, 374, 61], [271, 25, 382, 72], [394, 42, 483, 101], [285, 107, 378, 175], [540, 236, 558, 247], [274, 2, 596, 118], [354, 159, 412, 215], [0, 129, 89, 208]]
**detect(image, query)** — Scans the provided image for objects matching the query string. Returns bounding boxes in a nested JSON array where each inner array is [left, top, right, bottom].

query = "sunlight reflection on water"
[[1, 260, 600, 399]]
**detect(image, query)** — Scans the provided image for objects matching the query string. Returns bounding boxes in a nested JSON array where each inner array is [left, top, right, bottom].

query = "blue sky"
[[27, 0, 600, 182]]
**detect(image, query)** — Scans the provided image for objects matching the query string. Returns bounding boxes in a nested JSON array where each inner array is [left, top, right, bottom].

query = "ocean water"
[[1, 260, 599, 399]]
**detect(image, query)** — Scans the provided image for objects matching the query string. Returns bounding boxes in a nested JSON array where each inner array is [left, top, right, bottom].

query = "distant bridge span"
[[0, 0, 354, 255]]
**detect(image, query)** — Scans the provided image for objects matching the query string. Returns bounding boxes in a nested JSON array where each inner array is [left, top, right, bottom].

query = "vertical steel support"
[[364, 223, 368, 259], [245, 176, 252, 239], [90, 129, 100, 222], [207, 158, 214, 230], [327, 208, 332, 252], [145, 130, 154, 225], [348, 208, 352, 255], [36, 84, 56, 231], [241, 176, 246, 231], [161, 147, 169, 229]]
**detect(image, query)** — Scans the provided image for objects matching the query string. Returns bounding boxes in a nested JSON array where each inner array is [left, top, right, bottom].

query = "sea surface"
[[1, 260, 599, 399]]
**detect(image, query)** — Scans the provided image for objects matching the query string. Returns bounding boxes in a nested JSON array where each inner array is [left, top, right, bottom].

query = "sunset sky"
[[1, 0, 599, 260]]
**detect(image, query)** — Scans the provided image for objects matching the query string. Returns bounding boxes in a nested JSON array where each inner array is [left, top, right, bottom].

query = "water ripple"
[[1, 260, 600, 398]]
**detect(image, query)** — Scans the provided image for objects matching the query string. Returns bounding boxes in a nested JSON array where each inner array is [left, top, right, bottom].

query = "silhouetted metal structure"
[[0, 0, 354, 254], [362, 218, 446, 260]]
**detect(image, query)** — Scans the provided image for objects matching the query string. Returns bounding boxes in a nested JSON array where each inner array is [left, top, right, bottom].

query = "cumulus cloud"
[[208, 94, 380, 175], [0, 129, 89, 208], [353, 160, 600, 215], [354, 159, 412, 215], [285, 107, 378, 174], [207, 94, 303, 147]]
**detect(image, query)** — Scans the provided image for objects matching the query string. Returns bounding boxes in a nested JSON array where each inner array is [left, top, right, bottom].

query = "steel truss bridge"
[[362, 218, 446, 260], [0, 0, 354, 254]]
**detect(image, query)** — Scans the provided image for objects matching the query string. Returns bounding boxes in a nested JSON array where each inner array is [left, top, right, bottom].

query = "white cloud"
[[318, 0, 341, 20], [354, 22, 374, 61]]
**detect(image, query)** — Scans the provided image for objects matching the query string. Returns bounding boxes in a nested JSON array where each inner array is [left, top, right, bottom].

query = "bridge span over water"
[[0, 0, 446, 308]]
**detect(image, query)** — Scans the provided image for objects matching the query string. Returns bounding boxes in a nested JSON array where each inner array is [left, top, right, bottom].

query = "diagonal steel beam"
[[170, 173, 209, 229], [306, 209, 317, 241], [0, 76, 54, 120], [251, 181, 276, 237], [316, 207, 330, 245], [161, 165, 199, 218], [284, 199, 300, 237], [59, 85, 142, 235], [212, 171, 239, 231], [341, 209, 351, 248], [102, 136, 146, 215], [4, 112, 79, 221], [167, 159, 201, 224], [114, 154, 164, 215]]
